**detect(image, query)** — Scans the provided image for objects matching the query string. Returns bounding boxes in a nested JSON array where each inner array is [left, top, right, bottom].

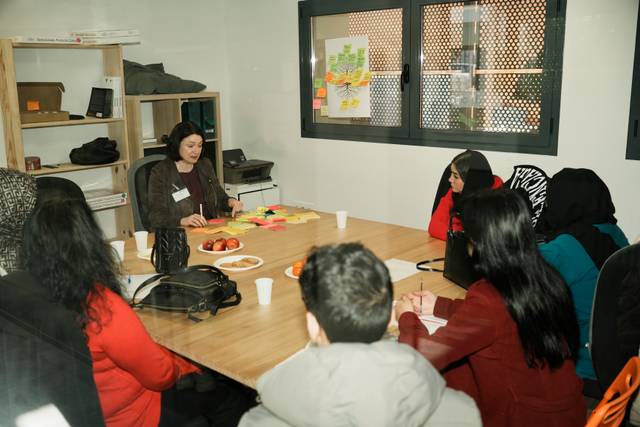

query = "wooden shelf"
[[130, 92, 220, 102], [12, 42, 121, 50], [143, 143, 165, 149], [27, 160, 128, 176], [21, 117, 124, 129], [92, 201, 130, 213]]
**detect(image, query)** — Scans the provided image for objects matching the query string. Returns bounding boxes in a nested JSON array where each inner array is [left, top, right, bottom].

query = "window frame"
[[626, 4, 640, 160], [298, 0, 566, 155]]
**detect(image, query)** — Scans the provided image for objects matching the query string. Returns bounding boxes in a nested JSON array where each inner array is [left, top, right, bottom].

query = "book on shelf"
[[71, 29, 140, 37], [11, 35, 82, 44], [80, 35, 141, 45], [103, 76, 123, 118]]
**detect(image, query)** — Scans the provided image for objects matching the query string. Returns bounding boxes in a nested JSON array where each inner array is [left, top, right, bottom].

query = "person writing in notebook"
[[397, 189, 585, 427], [148, 121, 242, 229]]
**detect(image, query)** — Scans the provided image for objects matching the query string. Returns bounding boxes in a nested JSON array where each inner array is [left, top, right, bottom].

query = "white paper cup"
[[255, 278, 274, 305], [134, 231, 149, 253], [110, 240, 125, 263], [336, 210, 348, 229]]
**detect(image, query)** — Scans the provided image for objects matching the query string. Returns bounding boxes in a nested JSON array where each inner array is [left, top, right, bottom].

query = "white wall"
[[1, 0, 639, 240], [223, 0, 640, 241]]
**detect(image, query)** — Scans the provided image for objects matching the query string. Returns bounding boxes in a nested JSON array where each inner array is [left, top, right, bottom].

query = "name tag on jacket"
[[172, 187, 190, 202]]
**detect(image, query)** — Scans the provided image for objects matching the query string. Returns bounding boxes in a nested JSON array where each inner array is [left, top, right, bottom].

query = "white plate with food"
[[284, 266, 300, 279], [137, 248, 153, 260], [214, 255, 264, 272], [197, 241, 244, 255]]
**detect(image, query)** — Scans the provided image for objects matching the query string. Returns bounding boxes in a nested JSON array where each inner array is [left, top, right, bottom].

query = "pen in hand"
[[420, 277, 423, 314]]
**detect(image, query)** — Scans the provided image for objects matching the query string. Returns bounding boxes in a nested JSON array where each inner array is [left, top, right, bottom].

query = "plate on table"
[[197, 242, 244, 255], [137, 248, 153, 260], [214, 255, 264, 272], [284, 266, 300, 280]]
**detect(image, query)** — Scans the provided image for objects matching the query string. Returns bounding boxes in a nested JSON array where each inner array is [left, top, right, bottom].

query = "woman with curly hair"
[[21, 197, 248, 427]]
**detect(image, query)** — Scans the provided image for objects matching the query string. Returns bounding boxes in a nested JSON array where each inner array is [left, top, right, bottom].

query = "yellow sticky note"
[[220, 227, 247, 236], [350, 98, 360, 108], [205, 226, 226, 234], [340, 100, 349, 110], [298, 211, 321, 220], [363, 71, 371, 81], [320, 105, 329, 116]]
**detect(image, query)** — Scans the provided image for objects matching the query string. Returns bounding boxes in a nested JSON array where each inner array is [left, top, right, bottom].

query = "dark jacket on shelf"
[[148, 157, 230, 230]]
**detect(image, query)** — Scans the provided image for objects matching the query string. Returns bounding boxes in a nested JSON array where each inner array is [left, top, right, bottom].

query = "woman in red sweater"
[[21, 197, 247, 427], [399, 189, 585, 427], [428, 150, 503, 240]]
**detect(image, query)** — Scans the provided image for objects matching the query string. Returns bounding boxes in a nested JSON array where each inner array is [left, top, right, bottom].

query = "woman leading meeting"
[[148, 121, 243, 229]]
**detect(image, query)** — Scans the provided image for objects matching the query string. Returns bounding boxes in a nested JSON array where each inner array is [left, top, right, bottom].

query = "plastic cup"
[[336, 210, 348, 229], [110, 240, 125, 262], [134, 231, 149, 253], [255, 278, 273, 305]]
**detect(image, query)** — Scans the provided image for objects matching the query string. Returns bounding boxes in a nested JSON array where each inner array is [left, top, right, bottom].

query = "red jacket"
[[86, 287, 198, 427], [398, 279, 585, 427], [428, 176, 503, 241]]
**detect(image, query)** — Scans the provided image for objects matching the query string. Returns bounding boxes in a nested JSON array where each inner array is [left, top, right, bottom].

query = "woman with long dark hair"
[[428, 150, 503, 240], [397, 188, 585, 426], [21, 198, 248, 427], [537, 168, 629, 381]]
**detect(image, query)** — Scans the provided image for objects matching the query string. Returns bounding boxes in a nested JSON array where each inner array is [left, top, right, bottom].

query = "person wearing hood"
[[537, 168, 629, 381], [0, 168, 37, 275], [239, 242, 481, 427], [428, 150, 503, 241]]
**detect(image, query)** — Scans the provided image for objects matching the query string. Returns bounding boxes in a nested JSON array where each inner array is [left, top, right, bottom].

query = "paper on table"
[[419, 314, 448, 335], [384, 258, 420, 283], [297, 212, 320, 220], [227, 221, 257, 230], [121, 274, 159, 302]]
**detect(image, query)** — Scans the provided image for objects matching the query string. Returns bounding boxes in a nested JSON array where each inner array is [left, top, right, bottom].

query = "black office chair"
[[128, 154, 166, 231], [586, 243, 640, 400], [503, 164, 548, 229], [0, 271, 105, 426]]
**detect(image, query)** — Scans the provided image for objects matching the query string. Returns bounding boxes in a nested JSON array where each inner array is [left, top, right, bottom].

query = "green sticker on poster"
[[314, 78, 324, 89]]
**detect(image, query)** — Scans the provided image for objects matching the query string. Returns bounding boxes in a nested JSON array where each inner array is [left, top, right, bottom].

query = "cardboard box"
[[17, 82, 69, 123]]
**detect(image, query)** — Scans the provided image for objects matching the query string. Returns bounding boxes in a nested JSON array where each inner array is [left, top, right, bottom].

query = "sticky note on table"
[[267, 205, 283, 210], [261, 223, 286, 231], [220, 226, 247, 236], [285, 215, 306, 224], [192, 227, 207, 233], [227, 221, 256, 230], [207, 218, 225, 224], [315, 87, 327, 98], [249, 217, 272, 226], [205, 226, 226, 234], [313, 99, 322, 110], [298, 211, 321, 220]]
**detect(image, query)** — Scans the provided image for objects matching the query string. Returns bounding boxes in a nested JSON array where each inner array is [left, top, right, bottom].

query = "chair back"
[[0, 271, 105, 425], [586, 356, 640, 427], [128, 154, 166, 231], [503, 164, 548, 228], [589, 243, 640, 394]]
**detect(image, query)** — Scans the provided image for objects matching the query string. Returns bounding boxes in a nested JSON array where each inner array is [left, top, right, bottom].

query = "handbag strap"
[[416, 257, 445, 273], [130, 273, 166, 307]]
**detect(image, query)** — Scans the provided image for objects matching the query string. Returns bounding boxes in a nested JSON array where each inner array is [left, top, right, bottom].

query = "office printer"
[[222, 148, 274, 184], [222, 149, 279, 211]]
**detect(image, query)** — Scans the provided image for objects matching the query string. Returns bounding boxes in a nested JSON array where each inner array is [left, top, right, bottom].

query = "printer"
[[222, 149, 280, 211]]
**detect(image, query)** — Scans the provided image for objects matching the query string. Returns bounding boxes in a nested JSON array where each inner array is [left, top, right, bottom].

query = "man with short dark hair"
[[240, 242, 480, 426]]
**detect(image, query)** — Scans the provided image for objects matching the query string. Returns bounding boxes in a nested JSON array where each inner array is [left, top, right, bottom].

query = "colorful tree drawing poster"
[[324, 36, 371, 118]]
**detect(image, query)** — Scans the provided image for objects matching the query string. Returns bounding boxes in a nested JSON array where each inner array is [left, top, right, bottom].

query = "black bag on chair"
[[151, 228, 190, 274], [130, 265, 242, 322], [417, 214, 480, 289]]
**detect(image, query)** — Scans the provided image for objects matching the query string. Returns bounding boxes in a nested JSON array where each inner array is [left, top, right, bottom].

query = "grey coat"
[[147, 157, 230, 230], [239, 341, 481, 427]]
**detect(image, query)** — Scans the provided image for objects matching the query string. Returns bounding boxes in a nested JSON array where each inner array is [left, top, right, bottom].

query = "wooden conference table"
[[123, 209, 465, 389]]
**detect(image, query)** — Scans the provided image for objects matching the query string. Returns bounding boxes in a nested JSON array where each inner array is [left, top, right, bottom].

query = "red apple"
[[212, 238, 227, 252], [226, 238, 240, 250], [203, 239, 214, 251]]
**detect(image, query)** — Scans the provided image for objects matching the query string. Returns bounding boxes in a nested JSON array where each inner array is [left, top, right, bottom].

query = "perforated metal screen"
[[310, 1, 548, 133], [420, 0, 547, 133]]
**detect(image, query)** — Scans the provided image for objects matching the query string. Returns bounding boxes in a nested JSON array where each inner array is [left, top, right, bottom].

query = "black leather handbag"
[[151, 228, 190, 274], [130, 265, 242, 322], [417, 214, 480, 289]]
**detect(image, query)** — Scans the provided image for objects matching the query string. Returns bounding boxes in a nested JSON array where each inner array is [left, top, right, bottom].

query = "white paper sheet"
[[384, 258, 420, 283]]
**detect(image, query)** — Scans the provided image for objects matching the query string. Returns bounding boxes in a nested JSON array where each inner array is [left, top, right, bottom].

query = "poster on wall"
[[324, 36, 371, 118]]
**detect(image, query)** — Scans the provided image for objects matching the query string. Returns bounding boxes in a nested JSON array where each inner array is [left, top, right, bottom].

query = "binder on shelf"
[[103, 76, 122, 118]]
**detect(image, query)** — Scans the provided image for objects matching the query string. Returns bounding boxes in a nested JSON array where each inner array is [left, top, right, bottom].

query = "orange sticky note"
[[325, 72, 334, 82], [316, 87, 327, 98], [192, 227, 207, 233], [313, 99, 322, 110], [26, 100, 40, 111]]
